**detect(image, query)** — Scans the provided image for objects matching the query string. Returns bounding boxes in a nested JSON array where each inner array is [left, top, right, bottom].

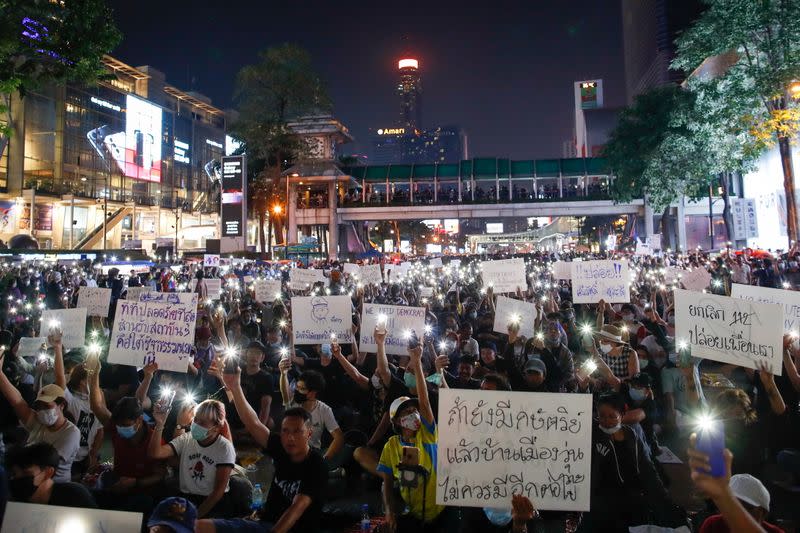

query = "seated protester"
[[198, 368, 327, 533], [0, 357, 79, 483], [513, 358, 548, 393], [99, 352, 140, 409], [298, 343, 352, 410], [472, 341, 512, 379], [149, 399, 236, 519], [590, 393, 677, 531], [618, 303, 646, 344], [479, 373, 511, 392], [445, 354, 482, 390], [0, 341, 35, 443], [713, 388, 764, 475], [378, 344, 448, 532], [559, 303, 583, 356], [697, 472, 784, 532], [620, 372, 660, 455], [277, 361, 345, 470], [502, 322, 528, 371], [526, 318, 575, 392], [592, 325, 639, 383], [262, 325, 285, 371], [148, 496, 197, 533], [5, 442, 96, 508]]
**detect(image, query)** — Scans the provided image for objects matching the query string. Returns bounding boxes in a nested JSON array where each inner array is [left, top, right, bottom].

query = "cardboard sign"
[[204, 254, 220, 267], [77, 287, 112, 317], [289, 268, 327, 290], [291, 295, 353, 345], [674, 288, 783, 375], [571, 260, 630, 304], [552, 261, 572, 280], [681, 268, 711, 292], [125, 286, 152, 300], [493, 296, 538, 338], [360, 303, 426, 355], [388, 265, 407, 283], [40, 308, 87, 350], [138, 291, 198, 306], [16, 337, 47, 359], [359, 264, 383, 285], [731, 283, 800, 336], [204, 278, 222, 300], [108, 299, 198, 372], [437, 389, 592, 511], [481, 258, 527, 293], [1, 501, 143, 533], [254, 279, 282, 303]]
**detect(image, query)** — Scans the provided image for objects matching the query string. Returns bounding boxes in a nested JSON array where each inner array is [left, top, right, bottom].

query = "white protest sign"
[[570, 260, 630, 303], [430, 257, 443, 269], [634, 239, 653, 256], [108, 299, 197, 372], [40, 308, 86, 350], [552, 261, 572, 280], [204, 278, 222, 300], [493, 296, 538, 338], [388, 264, 408, 283], [731, 283, 800, 336], [203, 254, 220, 267], [138, 291, 198, 306], [255, 279, 282, 303], [360, 303, 426, 355], [291, 295, 353, 345], [649, 234, 662, 250], [1, 501, 143, 533], [16, 337, 47, 359], [290, 268, 327, 290], [343, 263, 360, 276], [359, 264, 383, 285], [449, 259, 461, 268], [664, 267, 683, 284], [77, 287, 112, 317], [419, 286, 434, 298], [125, 286, 152, 300], [680, 268, 711, 292], [481, 258, 526, 293], [674, 288, 783, 375], [437, 389, 592, 511]]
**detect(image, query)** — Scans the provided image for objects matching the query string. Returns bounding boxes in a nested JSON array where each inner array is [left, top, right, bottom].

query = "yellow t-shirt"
[[377, 418, 444, 521]]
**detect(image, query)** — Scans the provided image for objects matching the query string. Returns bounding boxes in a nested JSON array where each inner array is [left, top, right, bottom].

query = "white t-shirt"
[[64, 388, 102, 461], [24, 417, 80, 482], [169, 432, 236, 496], [285, 400, 339, 450]]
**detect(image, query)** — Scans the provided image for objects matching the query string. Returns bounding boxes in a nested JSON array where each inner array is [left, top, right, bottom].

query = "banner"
[[481, 258, 526, 293], [77, 287, 112, 317], [436, 389, 592, 511], [289, 268, 327, 290], [360, 303, 426, 355], [731, 283, 800, 336], [552, 261, 572, 280], [571, 260, 630, 303], [203, 254, 220, 267], [493, 296, 537, 338], [291, 295, 353, 345], [138, 291, 198, 306], [40, 309, 86, 350], [680, 268, 711, 292], [125, 286, 152, 300], [359, 264, 383, 285], [1, 502, 143, 533], [674, 288, 783, 375], [108, 299, 197, 372], [254, 279, 282, 303]]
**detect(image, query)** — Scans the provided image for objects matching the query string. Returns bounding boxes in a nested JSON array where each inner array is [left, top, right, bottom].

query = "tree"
[[672, 0, 800, 245], [231, 43, 331, 256], [1, 0, 121, 138]]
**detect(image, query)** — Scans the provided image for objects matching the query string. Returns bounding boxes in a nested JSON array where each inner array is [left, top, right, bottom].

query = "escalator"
[[74, 206, 132, 250]]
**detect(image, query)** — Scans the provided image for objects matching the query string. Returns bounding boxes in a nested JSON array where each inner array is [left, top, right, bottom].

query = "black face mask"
[[9, 475, 39, 502], [293, 391, 308, 403]]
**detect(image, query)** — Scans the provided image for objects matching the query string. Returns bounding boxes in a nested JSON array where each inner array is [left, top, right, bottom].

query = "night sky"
[[108, 1, 625, 160]]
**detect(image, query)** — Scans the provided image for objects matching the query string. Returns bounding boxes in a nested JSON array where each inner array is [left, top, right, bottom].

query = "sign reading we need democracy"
[[360, 303, 426, 356]]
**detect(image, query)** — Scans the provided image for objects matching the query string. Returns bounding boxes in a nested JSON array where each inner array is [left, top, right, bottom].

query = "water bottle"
[[251, 483, 265, 511], [360, 503, 371, 532]]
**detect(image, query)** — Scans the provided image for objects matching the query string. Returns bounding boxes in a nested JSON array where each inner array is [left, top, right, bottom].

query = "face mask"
[[483, 507, 513, 526], [599, 424, 622, 435], [599, 343, 613, 354], [9, 475, 39, 501], [36, 407, 59, 427], [116, 423, 137, 439], [629, 387, 647, 402], [370, 374, 383, 390], [426, 373, 442, 386], [403, 372, 417, 390], [190, 422, 210, 441], [293, 391, 308, 403], [467, 312, 477, 321], [622, 313, 634, 322], [639, 359, 649, 370], [399, 412, 421, 431]]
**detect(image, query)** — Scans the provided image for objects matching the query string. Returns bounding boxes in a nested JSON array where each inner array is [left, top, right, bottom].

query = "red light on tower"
[[398, 58, 419, 70]]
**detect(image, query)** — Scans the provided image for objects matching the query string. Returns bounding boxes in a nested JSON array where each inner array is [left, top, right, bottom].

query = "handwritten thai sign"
[[437, 389, 592, 511], [359, 264, 383, 285], [552, 261, 572, 280], [674, 288, 783, 375], [360, 303, 426, 355], [493, 296, 537, 338], [571, 260, 630, 304], [289, 268, 327, 290], [40, 309, 86, 350], [2, 501, 143, 533], [125, 286, 152, 300], [731, 283, 800, 336], [254, 279, 282, 303], [481, 258, 526, 293], [138, 291, 198, 306], [680, 268, 711, 292], [77, 287, 112, 317], [291, 295, 353, 345], [108, 299, 197, 372]]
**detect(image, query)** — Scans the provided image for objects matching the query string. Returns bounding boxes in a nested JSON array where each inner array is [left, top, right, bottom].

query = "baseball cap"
[[524, 358, 547, 375], [147, 497, 197, 533], [35, 384, 65, 404], [729, 474, 770, 511], [389, 396, 419, 420]]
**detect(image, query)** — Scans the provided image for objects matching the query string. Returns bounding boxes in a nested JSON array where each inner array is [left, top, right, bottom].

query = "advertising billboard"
[[221, 155, 246, 237]]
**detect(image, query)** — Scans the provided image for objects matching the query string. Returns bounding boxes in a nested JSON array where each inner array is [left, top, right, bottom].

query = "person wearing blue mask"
[[620, 372, 660, 456]]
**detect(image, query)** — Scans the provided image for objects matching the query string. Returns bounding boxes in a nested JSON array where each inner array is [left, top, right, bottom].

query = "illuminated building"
[[368, 126, 467, 165], [397, 58, 422, 129]]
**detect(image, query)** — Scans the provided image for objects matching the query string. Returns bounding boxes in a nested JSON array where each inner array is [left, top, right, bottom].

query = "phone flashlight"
[[694, 413, 726, 478], [330, 333, 337, 341], [583, 359, 598, 374], [48, 319, 60, 329], [509, 313, 521, 325], [535, 332, 544, 341], [87, 342, 101, 355], [280, 347, 289, 360], [424, 324, 432, 335]]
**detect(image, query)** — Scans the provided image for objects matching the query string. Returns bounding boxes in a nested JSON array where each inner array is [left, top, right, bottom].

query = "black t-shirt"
[[228, 369, 273, 428], [49, 481, 98, 508], [261, 434, 326, 532]]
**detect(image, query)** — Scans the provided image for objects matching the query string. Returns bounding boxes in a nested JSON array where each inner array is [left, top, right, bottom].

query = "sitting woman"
[[148, 398, 236, 519]]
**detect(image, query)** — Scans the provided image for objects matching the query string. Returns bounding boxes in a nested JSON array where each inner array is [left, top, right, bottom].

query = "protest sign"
[[204, 278, 222, 299], [634, 239, 652, 256], [449, 259, 461, 268], [649, 234, 662, 250], [125, 286, 152, 300], [16, 337, 47, 359], [437, 389, 592, 511], [290, 268, 327, 290], [731, 283, 800, 336], [138, 291, 198, 306], [203, 254, 220, 267], [430, 257, 443, 268], [552, 261, 572, 280], [360, 303, 426, 355], [359, 264, 383, 285], [108, 299, 197, 372], [254, 279, 282, 303], [674, 288, 783, 375], [481, 258, 526, 293], [493, 296, 538, 338], [664, 267, 683, 284], [77, 287, 112, 317], [343, 263, 360, 276], [680, 268, 711, 292], [419, 286, 434, 298], [1, 502, 142, 533], [388, 264, 407, 283], [40, 309, 86, 350], [291, 295, 353, 345], [570, 260, 630, 304]]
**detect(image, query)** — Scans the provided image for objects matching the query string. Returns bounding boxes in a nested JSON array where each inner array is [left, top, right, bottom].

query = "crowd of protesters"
[[0, 246, 797, 532]]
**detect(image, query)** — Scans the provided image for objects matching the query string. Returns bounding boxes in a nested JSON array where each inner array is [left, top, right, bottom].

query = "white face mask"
[[622, 313, 634, 322], [599, 343, 614, 354], [399, 412, 421, 431], [36, 407, 59, 427], [599, 424, 622, 435]]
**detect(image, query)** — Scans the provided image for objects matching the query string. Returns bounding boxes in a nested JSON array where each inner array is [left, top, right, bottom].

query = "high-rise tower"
[[397, 58, 422, 129]]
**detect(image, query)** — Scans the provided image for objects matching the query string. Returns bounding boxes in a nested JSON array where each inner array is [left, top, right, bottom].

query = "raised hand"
[[142, 362, 158, 377], [687, 433, 733, 501], [511, 493, 535, 524], [278, 357, 292, 374], [47, 327, 63, 347]]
